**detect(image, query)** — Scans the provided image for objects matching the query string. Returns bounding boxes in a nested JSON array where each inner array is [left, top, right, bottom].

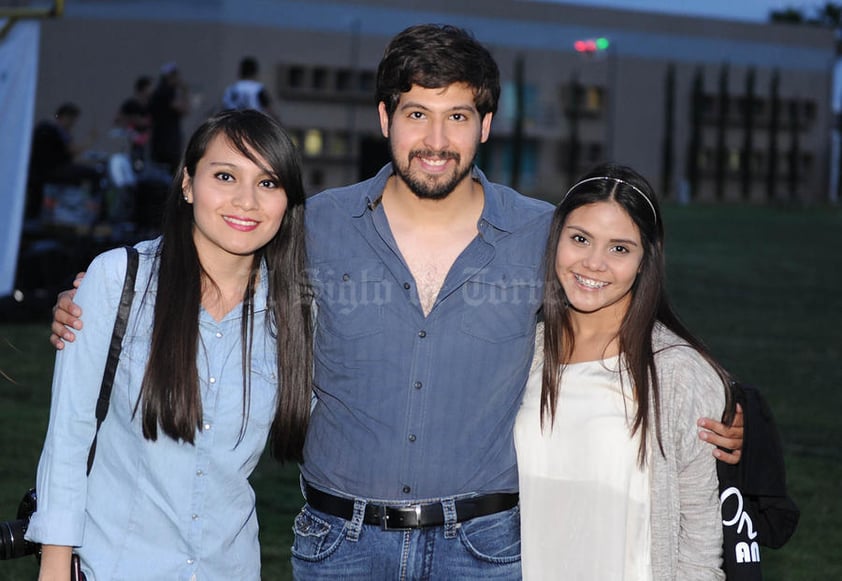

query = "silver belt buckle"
[[380, 504, 421, 531]]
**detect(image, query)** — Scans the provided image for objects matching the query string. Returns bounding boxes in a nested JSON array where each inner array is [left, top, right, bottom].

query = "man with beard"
[[50, 24, 742, 579], [294, 24, 742, 579]]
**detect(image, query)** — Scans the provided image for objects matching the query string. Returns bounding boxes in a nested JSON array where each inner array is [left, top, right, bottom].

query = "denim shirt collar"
[[351, 163, 515, 237]]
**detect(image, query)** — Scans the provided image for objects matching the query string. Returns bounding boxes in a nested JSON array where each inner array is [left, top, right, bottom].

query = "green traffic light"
[[596, 37, 610, 51]]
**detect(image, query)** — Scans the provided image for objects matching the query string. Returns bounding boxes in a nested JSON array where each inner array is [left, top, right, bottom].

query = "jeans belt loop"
[[442, 497, 458, 539], [346, 498, 366, 541]]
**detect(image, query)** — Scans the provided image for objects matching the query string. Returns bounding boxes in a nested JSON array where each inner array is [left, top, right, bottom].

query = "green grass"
[[1, 204, 840, 579]]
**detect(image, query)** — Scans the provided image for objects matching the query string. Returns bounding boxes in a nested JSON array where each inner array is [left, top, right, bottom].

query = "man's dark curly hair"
[[375, 24, 500, 120]]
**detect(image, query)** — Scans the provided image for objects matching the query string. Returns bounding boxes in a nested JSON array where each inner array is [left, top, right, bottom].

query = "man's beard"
[[391, 148, 475, 200]]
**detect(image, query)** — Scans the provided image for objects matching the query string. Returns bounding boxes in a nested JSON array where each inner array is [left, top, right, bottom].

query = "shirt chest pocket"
[[312, 260, 388, 339], [460, 266, 541, 343], [246, 358, 279, 428]]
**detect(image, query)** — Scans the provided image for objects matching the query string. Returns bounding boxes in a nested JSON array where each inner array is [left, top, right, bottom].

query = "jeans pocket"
[[291, 505, 347, 562], [458, 505, 522, 564]]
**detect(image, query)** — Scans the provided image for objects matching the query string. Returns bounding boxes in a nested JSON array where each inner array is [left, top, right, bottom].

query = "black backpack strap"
[[86, 246, 139, 475]]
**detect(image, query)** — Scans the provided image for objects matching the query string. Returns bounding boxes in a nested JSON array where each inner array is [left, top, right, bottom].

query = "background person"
[[148, 61, 190, 174], [26, 102, 100, 220], [28, 110, 312, 581], [221, 56, 278, 118], [516, 163, 735, 579], [114, 75, 153, 169]]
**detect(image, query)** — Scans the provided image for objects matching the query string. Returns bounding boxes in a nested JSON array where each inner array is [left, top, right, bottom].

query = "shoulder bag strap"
[[86, 246, 139, 475]]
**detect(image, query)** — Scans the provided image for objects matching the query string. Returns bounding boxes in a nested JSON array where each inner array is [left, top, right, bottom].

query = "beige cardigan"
[[648, 324, 726, 580]]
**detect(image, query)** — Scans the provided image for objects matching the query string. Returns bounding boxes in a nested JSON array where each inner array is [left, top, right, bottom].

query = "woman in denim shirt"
[[28, 110, 312, 580]]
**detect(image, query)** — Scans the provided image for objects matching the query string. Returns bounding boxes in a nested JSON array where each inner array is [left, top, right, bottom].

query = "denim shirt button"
[[418, 330, 426, 338], [402, 485, 411, 494]]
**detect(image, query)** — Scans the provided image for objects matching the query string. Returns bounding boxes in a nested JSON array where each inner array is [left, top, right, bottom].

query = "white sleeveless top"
[[514, 352, 653, 581]]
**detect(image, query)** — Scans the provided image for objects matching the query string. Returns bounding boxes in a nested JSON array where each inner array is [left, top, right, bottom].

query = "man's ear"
[[480, 113, 493, 143], [378, 102, 390, 139]]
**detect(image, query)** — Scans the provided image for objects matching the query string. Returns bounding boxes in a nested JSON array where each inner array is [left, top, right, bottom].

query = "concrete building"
[[27, 0, 837, 202]]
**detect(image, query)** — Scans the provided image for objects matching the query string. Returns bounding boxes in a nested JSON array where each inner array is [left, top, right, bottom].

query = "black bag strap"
[[86, 246, 139, 475]]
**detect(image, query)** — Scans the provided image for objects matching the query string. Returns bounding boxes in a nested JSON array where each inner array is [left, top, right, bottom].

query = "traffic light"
[[574, 37, 610, 54]]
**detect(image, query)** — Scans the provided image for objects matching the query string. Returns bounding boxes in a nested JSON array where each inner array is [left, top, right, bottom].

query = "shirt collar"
[[351, 163, 514, 234]]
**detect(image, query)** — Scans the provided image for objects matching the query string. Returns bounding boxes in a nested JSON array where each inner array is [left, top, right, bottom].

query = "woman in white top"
[[515, 163, 735, 580]]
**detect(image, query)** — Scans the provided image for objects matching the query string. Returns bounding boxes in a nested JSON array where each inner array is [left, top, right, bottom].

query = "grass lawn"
[[0, 203, 840, 579]]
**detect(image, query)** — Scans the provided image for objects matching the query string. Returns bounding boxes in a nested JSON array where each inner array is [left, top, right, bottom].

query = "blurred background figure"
[[114, 75, 153, 172], [221, 56, 277, 118], [26, 102, 101, 221], [148, 61, 190, 175]]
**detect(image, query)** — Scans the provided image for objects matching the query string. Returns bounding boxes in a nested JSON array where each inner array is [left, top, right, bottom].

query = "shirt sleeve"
[[661, 348, 727, 580], [26, 248, 129, 546]]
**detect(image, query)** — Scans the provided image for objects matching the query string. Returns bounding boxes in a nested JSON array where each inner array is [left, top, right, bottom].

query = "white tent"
[[0, 21, 39, 298]]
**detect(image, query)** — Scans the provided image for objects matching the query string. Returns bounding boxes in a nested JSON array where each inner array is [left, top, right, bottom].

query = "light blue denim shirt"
[[27, 239, 277, 581], [301, 164, 554, 501]]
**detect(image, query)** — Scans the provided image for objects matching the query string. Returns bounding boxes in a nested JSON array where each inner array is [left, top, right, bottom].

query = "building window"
[[801, 152, 814, 173], [501, 82, 539, 123], [751, 151, 765, 173], [702, 95, 717, 119], [328, 132, 350, 157], [359, 71, 375, 93], [803, 100, 817, 123], [699, 148, 714, 171], [312, 67, 329, 90], [287, 66, 306, 89], [309, 169, 325, 189], [583, 86, 604, 114], [303, 129, 324, 157], [336, 69, 353, 91]]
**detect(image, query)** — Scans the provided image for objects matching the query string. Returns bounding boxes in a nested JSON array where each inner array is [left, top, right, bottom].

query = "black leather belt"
[[303, 481, 518, 531]]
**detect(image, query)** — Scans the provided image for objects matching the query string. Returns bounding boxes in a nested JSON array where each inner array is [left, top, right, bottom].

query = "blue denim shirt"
[[302, 164, 553, 501], [28, 239, 276, 581]]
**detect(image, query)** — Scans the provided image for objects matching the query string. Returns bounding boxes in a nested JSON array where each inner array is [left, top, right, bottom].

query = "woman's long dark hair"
[[540, 163, 734, 464], [135, 109, 312, 463]]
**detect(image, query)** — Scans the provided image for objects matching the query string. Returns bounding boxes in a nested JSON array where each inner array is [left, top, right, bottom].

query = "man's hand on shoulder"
[[698, 403, 744, 465], [49, 272, 86, 350]]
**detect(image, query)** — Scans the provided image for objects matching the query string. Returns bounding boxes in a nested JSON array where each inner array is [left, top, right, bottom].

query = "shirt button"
[[192, 514, 199, 520], [414, 381, 422, 389], [418, 330, 426, 338], [209, 377, 216, 384], [204, 423, 211, 430], [403, 282, 411, 290], [187, 558, 195, 565], [215, 331, 223, 338], [342, 273, 350, 281], [196, 470, 204, 476], [402, 485, 411, 494], [408, 434, 416, 442]]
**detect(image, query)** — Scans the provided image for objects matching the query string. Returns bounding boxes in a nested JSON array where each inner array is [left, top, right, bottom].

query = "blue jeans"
[[291, 497, 522, 580]]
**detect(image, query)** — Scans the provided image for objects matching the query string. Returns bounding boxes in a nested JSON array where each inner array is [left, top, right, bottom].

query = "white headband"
[[562, 176, 657, 223]]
